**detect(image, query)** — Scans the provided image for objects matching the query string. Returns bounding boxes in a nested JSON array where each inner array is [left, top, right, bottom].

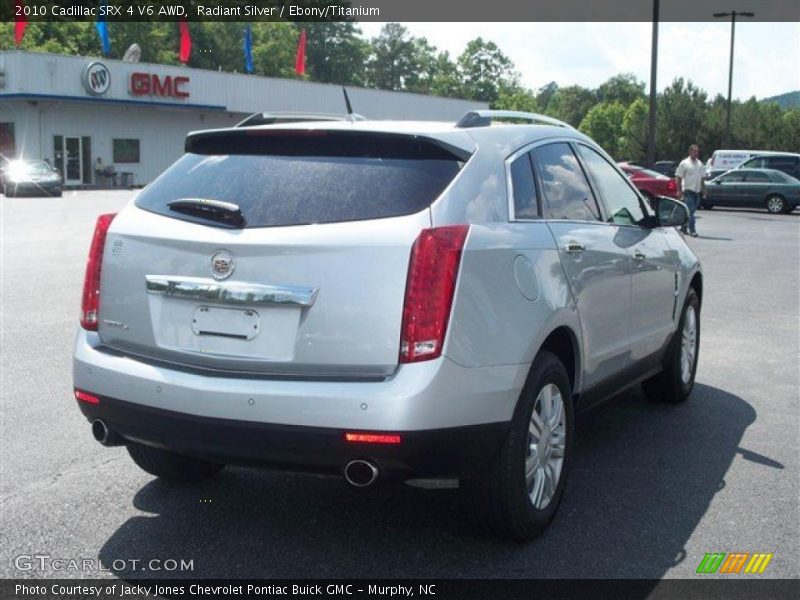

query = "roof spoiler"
[[235, 112, 366, 128], [455, 110, 573, 130]]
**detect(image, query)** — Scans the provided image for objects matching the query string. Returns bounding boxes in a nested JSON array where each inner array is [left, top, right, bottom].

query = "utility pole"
[[646, 0, 659, 166], [714, 10, 754, 147]]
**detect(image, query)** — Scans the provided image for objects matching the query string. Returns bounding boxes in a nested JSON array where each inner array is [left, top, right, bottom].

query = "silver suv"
[[73, 111, 701, 540]]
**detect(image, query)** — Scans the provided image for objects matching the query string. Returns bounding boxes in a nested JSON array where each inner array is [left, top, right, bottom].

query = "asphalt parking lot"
[[1, 191, 798, 580]]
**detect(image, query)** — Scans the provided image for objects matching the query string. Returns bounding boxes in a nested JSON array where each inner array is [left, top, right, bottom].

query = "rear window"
[[135, 131, 465, 228]]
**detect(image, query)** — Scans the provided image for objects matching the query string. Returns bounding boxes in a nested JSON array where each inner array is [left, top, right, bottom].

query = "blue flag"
[[243, 25, 254, 74], [95, 0, 110, 55]]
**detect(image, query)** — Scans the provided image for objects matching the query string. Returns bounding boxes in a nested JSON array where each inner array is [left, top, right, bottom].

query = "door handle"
[[565, 241, 585, 254], [632, 251, 646, 262]]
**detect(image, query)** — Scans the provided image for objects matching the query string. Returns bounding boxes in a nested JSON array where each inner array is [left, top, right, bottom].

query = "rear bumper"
[[76, 394, 508, 478], [73, 330, 526, 477]]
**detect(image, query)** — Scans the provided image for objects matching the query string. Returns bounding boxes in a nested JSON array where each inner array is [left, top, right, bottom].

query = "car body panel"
[[706, 168, 800, 209]]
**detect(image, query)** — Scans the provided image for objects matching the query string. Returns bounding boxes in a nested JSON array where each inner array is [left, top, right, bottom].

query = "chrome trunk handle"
[[145, 276, 318, 307]]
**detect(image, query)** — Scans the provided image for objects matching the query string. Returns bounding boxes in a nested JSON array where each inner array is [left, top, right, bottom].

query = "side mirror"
[[655, 196, 689, 228]]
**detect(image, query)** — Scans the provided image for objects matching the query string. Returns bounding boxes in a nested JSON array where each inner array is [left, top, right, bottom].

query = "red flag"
[[14, 0, 28, 46], [179, 21, 192, 64], [295, 29, 307, 76]]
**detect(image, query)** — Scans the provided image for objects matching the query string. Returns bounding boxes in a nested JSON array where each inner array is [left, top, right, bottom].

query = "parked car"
[[72, 110, 702, 541], [736, 153, 800, 180], [705, 149, 788, 181], [1, 159, 63, 197], [618, 163, 680, 202], [651, 160, 677, 178], [704, 168, 800, 213]]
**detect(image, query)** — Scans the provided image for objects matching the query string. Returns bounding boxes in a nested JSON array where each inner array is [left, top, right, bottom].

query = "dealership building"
[[0, 51, 485, 187]]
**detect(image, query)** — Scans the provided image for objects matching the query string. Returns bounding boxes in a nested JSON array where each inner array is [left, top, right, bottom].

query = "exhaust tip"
[[91, 419, 123, 446], [343, 459, 379, 488]]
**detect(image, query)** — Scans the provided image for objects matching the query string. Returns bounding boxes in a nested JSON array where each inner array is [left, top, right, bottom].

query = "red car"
[[618, 163, 680, 202]]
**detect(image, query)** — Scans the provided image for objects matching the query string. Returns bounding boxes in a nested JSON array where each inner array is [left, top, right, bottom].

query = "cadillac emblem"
[[210, 250, 235, 280]]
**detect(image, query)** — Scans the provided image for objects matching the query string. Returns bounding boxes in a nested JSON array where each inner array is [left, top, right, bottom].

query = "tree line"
[[3, 21, 798, 162]]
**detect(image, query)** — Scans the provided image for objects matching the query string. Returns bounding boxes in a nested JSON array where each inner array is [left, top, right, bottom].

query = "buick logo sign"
[[211, 250, 235, 280], [82, 62, 111, 95]]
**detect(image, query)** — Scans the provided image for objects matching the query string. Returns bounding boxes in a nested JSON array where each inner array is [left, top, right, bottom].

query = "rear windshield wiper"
[[167, 198, 246, 227]]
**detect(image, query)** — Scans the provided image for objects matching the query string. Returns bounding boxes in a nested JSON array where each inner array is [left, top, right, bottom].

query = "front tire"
[[766, 194, 787, 214], [463, 351, 573, 541], [127, 442, 224, 481], [643, 288, 700, 403]]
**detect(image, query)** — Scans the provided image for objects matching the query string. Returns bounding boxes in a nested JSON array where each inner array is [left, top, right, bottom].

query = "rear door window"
[[135, 131, 464, 228], [532, 142, 600, 221], [509, 151, 539, 219], [744, 171, 770, 182]]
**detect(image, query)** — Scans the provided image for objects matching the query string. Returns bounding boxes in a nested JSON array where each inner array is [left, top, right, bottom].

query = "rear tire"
[[463, 351, 573, 541], [127, 442, 224, 481], [766, 194, 787, 214], [643, 288, 700, 403]]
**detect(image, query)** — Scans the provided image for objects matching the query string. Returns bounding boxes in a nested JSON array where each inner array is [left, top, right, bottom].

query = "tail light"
[[80, 213, 117, 330], [399, 225, 469, 363], [667, 179, 677, 193], [74, 389, 100, 405]]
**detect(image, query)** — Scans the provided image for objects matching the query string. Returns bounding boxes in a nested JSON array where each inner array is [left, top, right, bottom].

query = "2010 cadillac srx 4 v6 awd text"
[[73, 110, 701, 541]]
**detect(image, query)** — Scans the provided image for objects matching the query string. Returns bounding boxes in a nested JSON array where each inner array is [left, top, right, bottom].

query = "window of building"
[[532, 142, 600, 221], [0, 122, 15, 160], [509, 151, 539, 219], [113, 139, 140, 163]]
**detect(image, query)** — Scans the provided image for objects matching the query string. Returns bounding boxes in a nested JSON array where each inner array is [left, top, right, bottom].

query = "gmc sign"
[[130, 73, 190, 98]]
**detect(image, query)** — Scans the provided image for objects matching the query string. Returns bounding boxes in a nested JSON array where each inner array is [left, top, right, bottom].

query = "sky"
[[358, 22, 800, 101]]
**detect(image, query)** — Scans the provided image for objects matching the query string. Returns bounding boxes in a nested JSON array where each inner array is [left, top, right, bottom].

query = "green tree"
[[457, 38, 515, 104], [656, 78, 708, 160], [596, 73, 646, 106], [366, 23, 417, 91], [547, 86, 597, 127], [303, 22, 370, 87], [535, 81, 559, 113], [619, 98, 649, 163], [494, 81, 538, 112], [580, 102, 627, 159]]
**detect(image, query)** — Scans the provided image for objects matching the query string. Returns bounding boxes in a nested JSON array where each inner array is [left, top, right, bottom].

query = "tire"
[[127, 442, 224, 481], [701, 203, 713, 210], [765, 194, 787, 214], [463, 351, 574, 541], [642, 288, 700, 404]]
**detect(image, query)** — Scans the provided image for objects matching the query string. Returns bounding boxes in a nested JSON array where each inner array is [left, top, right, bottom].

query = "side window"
[[577, 145, 646, 226], [510, 151, 539, 219], [532, 142, 600, 221], [768, 157, 798, 171], [719, 172, 746, 183], [744, 157, 766, 168], [745, 171, 769, 182]]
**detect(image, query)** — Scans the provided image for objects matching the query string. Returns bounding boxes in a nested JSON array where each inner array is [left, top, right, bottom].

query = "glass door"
[[64, 137, 83, 185]]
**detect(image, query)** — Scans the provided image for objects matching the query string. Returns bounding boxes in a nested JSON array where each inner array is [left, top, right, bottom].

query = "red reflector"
[[80, 213, 117, 331], [400, 225, 469, 363], [74, 390, 100, 405], [345, 432, 402, 445], [667, 179, 677, 192]]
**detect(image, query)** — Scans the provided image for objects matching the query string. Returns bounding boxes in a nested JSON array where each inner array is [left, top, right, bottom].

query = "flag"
[[179, 21, 192, 64], [243, 25, 253, 74], [295, 29, 306, 76], [14, 0, 28, 46], [95, 0, 111, 55]]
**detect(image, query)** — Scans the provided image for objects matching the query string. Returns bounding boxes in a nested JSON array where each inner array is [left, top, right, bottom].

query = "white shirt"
[[675, 157, 706, 193]]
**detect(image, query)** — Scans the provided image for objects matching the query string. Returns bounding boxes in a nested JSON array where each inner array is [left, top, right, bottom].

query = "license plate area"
[[192, 306, 260, 340]]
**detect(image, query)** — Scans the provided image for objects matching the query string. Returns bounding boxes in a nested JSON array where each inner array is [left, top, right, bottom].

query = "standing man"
[[675, 144, 707, 236]]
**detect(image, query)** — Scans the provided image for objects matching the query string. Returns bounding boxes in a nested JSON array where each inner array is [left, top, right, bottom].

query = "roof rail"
[[455, 110, 573, 130], [235, 112, 366, 128]]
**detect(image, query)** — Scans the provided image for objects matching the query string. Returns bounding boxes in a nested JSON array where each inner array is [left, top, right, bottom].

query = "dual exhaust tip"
[[92, 419, 382, 487]]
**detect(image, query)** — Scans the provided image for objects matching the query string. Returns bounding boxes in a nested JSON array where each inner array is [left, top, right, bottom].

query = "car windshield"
[[10, 160, 51, 175]]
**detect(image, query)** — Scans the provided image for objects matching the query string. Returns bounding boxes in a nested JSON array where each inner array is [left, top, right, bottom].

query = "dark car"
[[704, 168, 800, 214], [1, 159, 63, 197], [737, 153, 800, 180], [619, 163, 680, 202], [652, 160, 677, 178]]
